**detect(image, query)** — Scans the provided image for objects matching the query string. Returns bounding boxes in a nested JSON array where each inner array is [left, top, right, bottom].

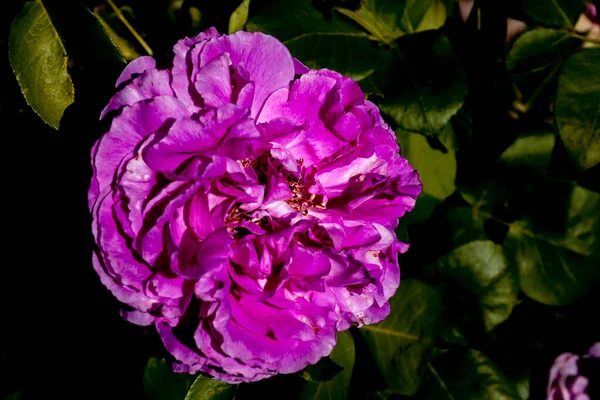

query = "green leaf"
[[398, 125, 456, 201], [246, 0, 388, 80], [404, 194, 441, 225], [380, 30, 467, 137], [359, 73, 385, 97], [457, 179, 504, 210], [300, 357, 344, 382], [428, 240, 519, 332], [94, 10, 140, 62], [506, 28, 581, 74], [505, 184, 600, 305], [439, 324, 469, 347], [523, 0, 585, 28], [412, 0, 452, 32], [397, 124, 456, 223], [185, 376, 237, 400], [229, 0, 251, 34], [360, 279, 444, 395], [9, 0, 74, 129], [515, 371, 530, 400], [143, 357, 196, 400], [497, 131, 556, 175], [459, 177, 600, 308], [334, 1, 406, 44], [445, 207, 487, 249], [424, 349, 521, 399], [300, 331, 355, 400], [335, 0, 450, 44], [555, 49, 600, 170], [401, 0, 436, 32]]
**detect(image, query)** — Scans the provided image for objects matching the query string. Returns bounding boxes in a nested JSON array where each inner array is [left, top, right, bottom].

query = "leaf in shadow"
[[425, 240, 519, 333], [505, 184, 600, 305], [143, 357, 196, 400], [380, 30, 467, 137], [506, 28, 581, 75], [555, 49, 600, 171], [246, 0, 389, 80], [422, 349, 521, 400], [523, 0, 585, 28], [299, 357, 344, 382], [300, 331, 355, 400], [359, 279, 444, 395]]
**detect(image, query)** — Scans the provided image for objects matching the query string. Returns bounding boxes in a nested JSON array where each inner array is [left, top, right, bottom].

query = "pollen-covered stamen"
[[239, 159, 253, 168], [225, 205, 266, 240], [238, 152, 325, 215], [224, 205, 251, 226], [286, 177, 326, 214], [239, 153, 270, 184]]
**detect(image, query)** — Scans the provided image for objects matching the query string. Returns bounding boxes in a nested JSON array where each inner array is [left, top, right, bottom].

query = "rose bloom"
[[547, 343, 599, 400], [89, 28, 421, 383]]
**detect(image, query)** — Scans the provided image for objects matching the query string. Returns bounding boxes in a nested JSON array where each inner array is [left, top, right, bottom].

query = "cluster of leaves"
[[7, 0, 598, 399]]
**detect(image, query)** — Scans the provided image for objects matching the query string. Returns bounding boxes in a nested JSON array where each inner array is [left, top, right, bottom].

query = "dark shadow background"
[[1, 0, 597, 399], [1, 1, 165, 398]]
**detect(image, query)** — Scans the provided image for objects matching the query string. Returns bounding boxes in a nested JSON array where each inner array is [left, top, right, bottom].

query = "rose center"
[[224, 152, 325, 232]]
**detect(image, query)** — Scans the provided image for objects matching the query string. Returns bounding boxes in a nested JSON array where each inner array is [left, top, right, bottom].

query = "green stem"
[[427, 363, 456, 400], [526, 19, 600, 44], [476, 209, 510, 227], [106, 0, 153, 56], [568, 31, 600, 44], [523, 63, 562, 111]]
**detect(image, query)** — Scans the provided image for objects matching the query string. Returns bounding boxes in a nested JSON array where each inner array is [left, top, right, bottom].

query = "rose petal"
[[101, 70, 174, 119], [115, 56, 156, 87], [194, 53, 232, 108], [200, 31, 295, 117]]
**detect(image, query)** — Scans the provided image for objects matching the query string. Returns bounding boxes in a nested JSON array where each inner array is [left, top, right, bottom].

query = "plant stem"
[[523, 63, 562, 111], [525, 19, 600, 44], [427, 362, 456, 400], [568, 31, 600, 44], [106, 0, 153, 56]]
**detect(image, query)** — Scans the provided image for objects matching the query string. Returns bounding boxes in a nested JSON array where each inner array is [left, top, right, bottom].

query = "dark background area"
[[1, 1, 597, 399], [1, 1, 163, 398]]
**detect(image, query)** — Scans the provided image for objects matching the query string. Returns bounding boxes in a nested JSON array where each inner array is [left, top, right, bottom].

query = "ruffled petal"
[[143, 117, 218, 173], [101, 70, 174, 119], [115, 56, 156, 87], [194, 53, 232, 108], [90, 96, 189, 207], [171, 27, 220, 109], [200, 31, 295, 117]]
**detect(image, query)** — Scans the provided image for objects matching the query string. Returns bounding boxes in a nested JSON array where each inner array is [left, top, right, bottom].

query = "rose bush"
[[89, 28, 421, 383]]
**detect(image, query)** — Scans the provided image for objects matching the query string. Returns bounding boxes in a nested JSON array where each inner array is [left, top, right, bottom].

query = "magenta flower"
[[547, 343, 600, 400], [584, 3, 597, 22], [89, 28, 421, 383]]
